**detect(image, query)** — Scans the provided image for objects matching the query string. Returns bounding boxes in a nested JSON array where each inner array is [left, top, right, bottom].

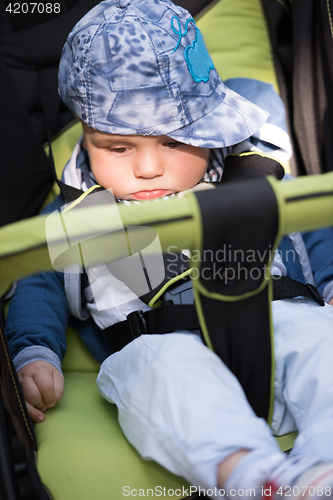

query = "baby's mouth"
[[131, 190, 171, 200]]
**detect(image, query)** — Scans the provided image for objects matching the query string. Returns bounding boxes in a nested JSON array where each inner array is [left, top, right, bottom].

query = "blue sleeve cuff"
[[13, 346, 62, 374], [323, 282, 333, 304]]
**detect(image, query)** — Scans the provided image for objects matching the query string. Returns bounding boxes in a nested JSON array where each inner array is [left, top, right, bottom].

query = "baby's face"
[[82, 123, 209, 200]]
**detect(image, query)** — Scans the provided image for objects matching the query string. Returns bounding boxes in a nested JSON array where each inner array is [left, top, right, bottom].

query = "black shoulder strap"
[[221, 153, 285, 184], [193, 178, 278, 421]]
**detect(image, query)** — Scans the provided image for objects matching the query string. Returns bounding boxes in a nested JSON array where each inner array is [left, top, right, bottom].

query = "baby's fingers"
[[18, 372, 47, 411], [53, 369, 65, 403], [25, 401, 45, 423], [17, 362, 64, 423], [33, 370, 58, 409]]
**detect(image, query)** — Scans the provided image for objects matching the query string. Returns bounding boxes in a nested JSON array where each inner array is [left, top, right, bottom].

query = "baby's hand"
[[17, 361, 64, 423], [329, 298, 333, 307]]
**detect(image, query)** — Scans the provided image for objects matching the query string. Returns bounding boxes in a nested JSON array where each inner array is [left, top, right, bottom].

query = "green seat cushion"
[[35, 370, 189, 500], [36, 329, 190, 498], [61, 325, 100, 373]]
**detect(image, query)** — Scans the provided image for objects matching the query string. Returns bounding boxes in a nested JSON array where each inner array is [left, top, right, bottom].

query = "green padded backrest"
[[42, 121, 83, 209], [197, 0, 278, 90]]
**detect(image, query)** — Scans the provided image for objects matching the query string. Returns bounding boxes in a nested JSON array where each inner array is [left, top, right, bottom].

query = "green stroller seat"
[[0, 1, 332, 499]]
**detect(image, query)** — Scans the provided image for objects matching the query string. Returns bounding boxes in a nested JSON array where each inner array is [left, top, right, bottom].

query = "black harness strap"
[[272, 276, 325, 305], [103, 278, 324, 353], [103, 304, 200, 353], [38, 69, 87, 205], [57, 180, 85, 204]]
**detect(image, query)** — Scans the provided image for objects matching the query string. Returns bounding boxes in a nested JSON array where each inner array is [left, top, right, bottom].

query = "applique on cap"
[[171, 15, 214, 83]]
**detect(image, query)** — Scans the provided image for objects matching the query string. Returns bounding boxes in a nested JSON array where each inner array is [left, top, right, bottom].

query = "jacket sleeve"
[[5, 193, 70, 372], [302, 227, 333, 303], [5, 270, 70, 372]]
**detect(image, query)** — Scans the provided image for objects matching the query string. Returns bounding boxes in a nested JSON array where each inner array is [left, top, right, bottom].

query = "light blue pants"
[[97, 298, 333, 489]]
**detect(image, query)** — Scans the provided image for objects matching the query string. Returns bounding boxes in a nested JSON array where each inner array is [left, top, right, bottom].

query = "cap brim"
[[166, 87, 269, 148]]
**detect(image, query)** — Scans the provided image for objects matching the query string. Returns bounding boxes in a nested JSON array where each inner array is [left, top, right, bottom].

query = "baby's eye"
[[164, 141, 181, 149], [110, 147, 128, 153]]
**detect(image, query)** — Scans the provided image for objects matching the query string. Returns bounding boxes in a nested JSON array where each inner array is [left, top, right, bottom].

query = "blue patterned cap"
[[58, 0, 268, 148]]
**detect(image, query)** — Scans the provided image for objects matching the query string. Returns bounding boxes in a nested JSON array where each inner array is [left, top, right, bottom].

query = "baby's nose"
[[135, 152, 164, 178]]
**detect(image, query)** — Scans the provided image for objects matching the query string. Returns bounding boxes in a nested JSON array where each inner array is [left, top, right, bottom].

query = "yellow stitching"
[[62, 185, 101, 214], [0, 325, 34, 444], [327, 0, 333, 39], [237, 151, 285, 170], [148, 269, 192, 307]]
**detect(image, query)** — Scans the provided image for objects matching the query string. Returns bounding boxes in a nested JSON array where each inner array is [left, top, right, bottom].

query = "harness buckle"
[[306, 283, 325, 306], [127, 310, 148, 339]]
